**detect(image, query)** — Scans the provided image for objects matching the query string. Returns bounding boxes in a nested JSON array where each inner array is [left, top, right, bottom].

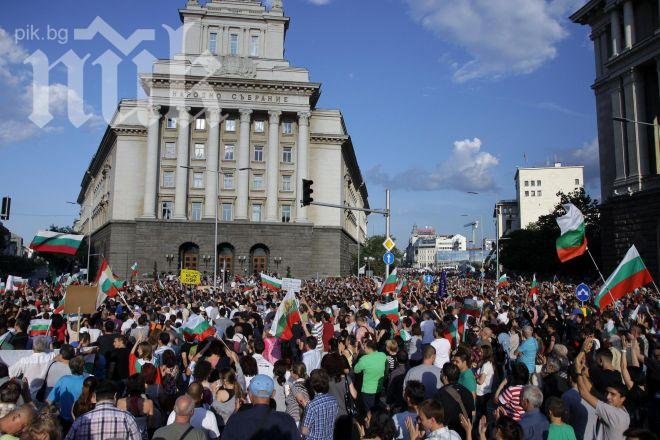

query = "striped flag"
[[261, 273, 282, 292], [379, 268, 398, 296], [96, 258, 124, 307], [375, 299, 399, 323], [443, 318, 464, 348], [28, 319, 51, 337], [496, 274, 509, 288], [529, 274, 539, 300], [30, 230, 84, 256], [595, 245, 653, 310], [270, 290, 301, 340], [182, 314, 216, 342], [130, 262, 139, 280], [556, 204, 587, 262], [54, 294, 66, 314]]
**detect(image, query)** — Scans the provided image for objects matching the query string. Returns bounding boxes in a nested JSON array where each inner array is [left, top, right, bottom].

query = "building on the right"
[[571, 0, 659, 278]]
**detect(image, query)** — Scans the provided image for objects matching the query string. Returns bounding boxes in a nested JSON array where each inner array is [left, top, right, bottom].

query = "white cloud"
[[403, 0, 584, 82], [367, 137, 500, 192], [0, 27, 29, 84], [307, 0, 331, 4]]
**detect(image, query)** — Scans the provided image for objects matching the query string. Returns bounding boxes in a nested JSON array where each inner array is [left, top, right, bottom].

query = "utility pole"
[[385, 189, 391, 279]]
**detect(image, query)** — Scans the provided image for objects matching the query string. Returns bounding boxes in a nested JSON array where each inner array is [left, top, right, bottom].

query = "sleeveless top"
[[211, 386, 236, 424]]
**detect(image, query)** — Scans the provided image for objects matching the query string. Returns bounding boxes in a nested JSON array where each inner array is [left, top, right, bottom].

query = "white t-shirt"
[[167, 406, 220, 439], [476, 361, 494, 396], [430, 338, 451, 369]]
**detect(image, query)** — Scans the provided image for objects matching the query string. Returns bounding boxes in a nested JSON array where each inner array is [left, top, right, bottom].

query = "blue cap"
[[249, 374, 274, 398]]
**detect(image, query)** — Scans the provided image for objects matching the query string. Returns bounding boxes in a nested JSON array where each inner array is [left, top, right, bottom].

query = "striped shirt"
[[302, 393, 339, 440], [312, 322, 324, 351], [64, 401, 142, 440], [498, 385, 525, 421]]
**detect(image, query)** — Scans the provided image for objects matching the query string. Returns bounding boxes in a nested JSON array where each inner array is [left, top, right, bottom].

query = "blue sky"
[[0, 0, 597, 249]]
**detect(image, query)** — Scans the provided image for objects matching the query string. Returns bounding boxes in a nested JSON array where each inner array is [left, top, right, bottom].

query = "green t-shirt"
[[548, 423, 577, 440], [354, 351, 387, 393], [458, 369, 477, 394]]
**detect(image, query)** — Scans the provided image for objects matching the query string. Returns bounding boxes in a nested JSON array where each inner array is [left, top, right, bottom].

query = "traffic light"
[[301, 179, 314, 206], [0, 197, 10, 220]]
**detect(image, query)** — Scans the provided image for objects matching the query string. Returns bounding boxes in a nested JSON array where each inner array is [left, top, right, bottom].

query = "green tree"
[[500, 188, 601, 278], [354, 234, 404, 276]]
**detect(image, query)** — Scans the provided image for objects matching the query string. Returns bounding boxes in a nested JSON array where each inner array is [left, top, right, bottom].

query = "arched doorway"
[[217, 243, 235, 280], [250, 244, 269, 275], [179, 242, 199, 270]]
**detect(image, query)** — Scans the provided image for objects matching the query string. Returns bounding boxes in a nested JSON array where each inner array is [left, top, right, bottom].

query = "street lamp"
[[202, 254, 211, 268], [66, 201, 93, 282], [180, 165, 251, 291], [165, 253, 175, 270], [237, 255, 247, 276], [273, 256, 282, 272]]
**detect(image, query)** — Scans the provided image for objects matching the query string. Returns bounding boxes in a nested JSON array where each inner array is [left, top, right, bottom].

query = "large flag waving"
[[496, 274, 509, 288], [96, 259, 124, 307], [182, 314, 216, 342], [270, 290, 301, 340], [30, 230, 84, 256], [261, 273, 282, 292], [595, 245, 653, 310], [556, 204, 587, 262], [379, 268, 398, 296], [375, 299, 399, 323], [528, 274, 539, 299]]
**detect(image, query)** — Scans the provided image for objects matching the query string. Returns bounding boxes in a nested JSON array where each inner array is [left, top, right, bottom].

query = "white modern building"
[[405, 225, 467, 268], [75, 0, 368, 278], [495, 163, 584, 236]]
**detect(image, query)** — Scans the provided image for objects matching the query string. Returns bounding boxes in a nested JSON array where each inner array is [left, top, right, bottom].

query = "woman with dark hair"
[[493, 362, 529, 422], [141, 363, 163, 426], [272, 359, 287, 411], [72, 376, 98, 419], [361, 406, 397, 440], [321, 345, 357, 417], [475, 344, 495, 424], [285, 362, 310, 427], [211, 368, 243, 425], [238, 354, 258, 391], [48, 314, 68, 348], [116, 374, 154, 439], [158, 348, 179, 414]]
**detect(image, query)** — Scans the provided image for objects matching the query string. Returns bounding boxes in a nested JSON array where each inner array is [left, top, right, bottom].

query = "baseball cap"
[[248, 374, 274, 398]]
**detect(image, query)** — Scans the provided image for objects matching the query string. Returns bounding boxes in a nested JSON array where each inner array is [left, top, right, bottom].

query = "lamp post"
[[67, 201, 92, 283], [181, 165, 251, 292], [202, 254, 211, 269], [165, 253, 175, 270], [273, 256, 282, 273], [238, 255, 247, 277]]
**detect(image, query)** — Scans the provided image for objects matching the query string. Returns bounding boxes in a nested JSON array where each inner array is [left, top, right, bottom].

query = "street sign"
[[281, 277, 302, 293], [383, 252, 395, 265], [382, 237, 396, 252], [423, 274, 434, 284], [575, 283, 591, 302]]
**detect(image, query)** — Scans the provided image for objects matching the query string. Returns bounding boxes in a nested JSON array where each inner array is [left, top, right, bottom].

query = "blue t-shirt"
[[518, 337, 538, 374], [47, 374, 86, 421]]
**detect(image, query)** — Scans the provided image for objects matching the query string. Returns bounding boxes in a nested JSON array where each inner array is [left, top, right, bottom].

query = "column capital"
[[297, 111, 311, 125], [268, 110, 282, 124], [176, 105, 192, 116], [207, 107, 222, 123], [239, 108, 253, 122], [148, 105, 161, 122]]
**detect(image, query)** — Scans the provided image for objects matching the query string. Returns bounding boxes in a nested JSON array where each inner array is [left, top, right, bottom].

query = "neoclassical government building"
[[76, 0, 369, 279]]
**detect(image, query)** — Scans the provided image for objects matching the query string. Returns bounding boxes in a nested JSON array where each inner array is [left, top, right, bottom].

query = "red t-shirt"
[[322, 321, 334, 352]]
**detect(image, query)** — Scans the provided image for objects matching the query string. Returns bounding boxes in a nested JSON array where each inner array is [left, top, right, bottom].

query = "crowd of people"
[[0, 270, 657, 440]]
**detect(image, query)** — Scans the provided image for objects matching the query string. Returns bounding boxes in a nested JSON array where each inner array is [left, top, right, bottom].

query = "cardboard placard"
[[63, 285, 99, 314], [180, 269, 201, 285]]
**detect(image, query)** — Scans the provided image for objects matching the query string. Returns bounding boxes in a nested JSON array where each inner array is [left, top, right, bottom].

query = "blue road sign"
[[423, 274, 434, 284], [383, 252, 395, 265], [575, 283, 591, 302]]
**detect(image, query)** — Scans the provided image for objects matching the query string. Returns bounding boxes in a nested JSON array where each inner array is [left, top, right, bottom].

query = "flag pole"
[[587, 247, 617, 308]]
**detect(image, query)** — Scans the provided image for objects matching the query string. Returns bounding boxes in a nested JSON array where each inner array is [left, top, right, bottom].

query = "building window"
[[225, 119, 236, 132], [575, 178, 580, 185], [166, 118, 177, 129], [530, 180, 535, 187], [224, 145, 235, 160], [221, 203, 233, 221], [193, 172, 204, 189], [282, 147, 292, 163], [230, 34, 238, 55], [251, 204, 262, 222], [537, 190, 542, 196], [161, 201, 173, 219], [282, 122, 293, 134], [281, 205, 291, 223], [252, 174, 264, 190], [163, 171, 175, 188], [208, 32, 218, 54], [537, 180, 541, 186], [253, 146, 264, 162], [195, 117, 206, 131], [281, 174, 292, 191], [524, 191, 529, 197], [164, 142, 176, 159], [250, 35, 259, 57], [223, 173, 234, 189], [524, 180, 529, 187], [191, 202, 202, 221], [254, 120, 265, 133], [531, 190, 536, 196], [194, 143, 205, 160]]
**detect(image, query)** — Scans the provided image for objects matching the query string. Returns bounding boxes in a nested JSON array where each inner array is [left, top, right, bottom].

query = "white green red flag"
[[270, 290, 301, 340], [496, 274, 509, 288], [30, 230, 84, 256], [28, 319, 51, 337], [96, 258, 124, 307], [529, 274, 539, 299], [54, 294, 65, 314], [182, 314, 216, 342], [260, 273, 282, 292], [375, 299, 399, 323], [556, 204, 587, 262], [459, 298, 481, 319], [130, 262, 139, 279], [5, 275, 26, 292], [595, 245, 653, 310], [443, 318, 464, 348], [379, 268, 398, 296], [0, 282, 4, 294], [394, 278, 408, 296]]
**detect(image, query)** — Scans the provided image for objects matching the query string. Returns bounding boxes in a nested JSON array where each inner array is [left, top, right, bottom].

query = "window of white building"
[[282, 147, 292, 163], [575, 178, 580, 185], [195, 117, 206, 131], [281, 175, 292, 192], [524, 180, 529, 187], [163, 171, 175, 188], [537, 190, 542, 196], [530, 180, 536, 187], [250, 35, 259, 57], [166, 118, 177, 129], [161, 201, 173, 219], [254, 120, 264, 133], [164, 142, 176, 159], [194, 143, 205, 160], [282, 122, 293, 134], [222, 203, 233, 221], [208, 32, 218, 54], [251, 204, 262, 221], [252, 174, 264, 190], [253, 146, 264, 162], [191, 202, 202, 220], [230, 34, 238, 55], [525, 191, 529, 197], [537, 180, 541, 186], [225, 119, 236, 132], [193, 172, 204, 189], [224, 145, 235, 160], [281, 205, 291, 223], [531, 190, 536, 196], [223, 173, 234, 189]]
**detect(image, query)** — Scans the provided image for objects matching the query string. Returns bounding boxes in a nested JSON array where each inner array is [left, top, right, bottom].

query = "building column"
[[610, 8, 621, 57], [173, 106, 191, 219], [599, 32, 609, 75], [142, 105, 161, 218], [204, 108, 221, 219], [623, 1, 635, 50], [611, 83, 627, 181], [295, 111, 311, 223], [235, 108, 252, 220], [593, 33, 603, 78], [266, 110, 281, 221], [626, 68, 649, 179]]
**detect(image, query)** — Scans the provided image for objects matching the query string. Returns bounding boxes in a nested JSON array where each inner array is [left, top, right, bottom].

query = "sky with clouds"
[[0, 0, 597, 249]]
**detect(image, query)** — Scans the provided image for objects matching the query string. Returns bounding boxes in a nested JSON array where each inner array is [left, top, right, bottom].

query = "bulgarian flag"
[[0, 282, 4, 294], [496, 274, 509, 288], [28, 319, 51, 337], [375, 299, 399, 323], [261, 273, 282, 292], [443, 318, 464, 348], [394, 278, 408, 296], [528, 274, 539, 299], [182, 314, 216, 342], [30, 230, 84, 256], [130, 262, 139, 280], [54, 294, 66, 314], [379, 268, 398, 296], [270, 290, 301, 340], [556, 203, 587, 262], [459, 298, 481, 319], [96, 258, 124, 306], [595, 245, 653, 310]]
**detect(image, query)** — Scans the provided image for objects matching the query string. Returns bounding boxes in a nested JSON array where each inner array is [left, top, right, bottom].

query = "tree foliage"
[[499, 188, 601, 278], [353, 234, 404, 276]]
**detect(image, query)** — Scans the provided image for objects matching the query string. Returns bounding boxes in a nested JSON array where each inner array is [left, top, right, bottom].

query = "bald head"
[[174, 395, 195, 417]]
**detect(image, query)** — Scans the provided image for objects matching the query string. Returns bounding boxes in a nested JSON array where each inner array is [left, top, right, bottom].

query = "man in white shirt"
[[167, 382, 220, 439], [302, 336, 321, 373], [252, 339, 274, 377], [430, 328, 451, 369], [8, 336, 56, 400]]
